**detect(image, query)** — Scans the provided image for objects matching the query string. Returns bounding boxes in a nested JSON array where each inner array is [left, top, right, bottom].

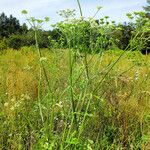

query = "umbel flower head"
[[97, 6, 103, 10]]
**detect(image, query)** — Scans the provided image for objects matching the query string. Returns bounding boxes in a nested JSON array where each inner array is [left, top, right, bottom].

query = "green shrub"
[[0, 38, 7, 50], [7, 34, 24, 49], [6, 30, 50, 49]]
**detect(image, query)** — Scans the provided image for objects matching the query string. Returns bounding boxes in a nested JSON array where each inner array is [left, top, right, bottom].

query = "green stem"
[[34, 27, 51, 93], [76, 0, 83, 18], [69, 47, 78, 127], [84, 52, 90, 80]]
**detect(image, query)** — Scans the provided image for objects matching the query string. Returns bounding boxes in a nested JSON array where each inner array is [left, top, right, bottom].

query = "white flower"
[[4, 102, 9, 107], [10, 106, 15, 111], [24, 94, 31, 100], [39, 57, 47, 62], [97, 6, 102, 10], [11, 97, 16, 102], [21, 94, 25, 98], [55, 101, 63, 108], [134, 70, 139, 81], [23, 65, 32, 71], [80, 16, 84, 20]]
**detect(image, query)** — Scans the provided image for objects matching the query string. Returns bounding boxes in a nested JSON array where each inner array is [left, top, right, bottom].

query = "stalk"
[[68, 47, 78, 127], [92, 31, 142, 93], [76, 0, 83, 18], [34, 24, 54, 142], [34, 27, 51, 93], [66, 36, 78, 129], [84, 52, 90, 80], [76, 0, 90, 81]]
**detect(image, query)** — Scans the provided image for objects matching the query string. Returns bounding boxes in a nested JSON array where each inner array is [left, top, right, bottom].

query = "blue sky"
[[0, 0, 147, 29]]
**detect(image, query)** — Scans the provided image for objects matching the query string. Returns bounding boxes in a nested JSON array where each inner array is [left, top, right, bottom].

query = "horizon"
[[0, 0, 147, 30]]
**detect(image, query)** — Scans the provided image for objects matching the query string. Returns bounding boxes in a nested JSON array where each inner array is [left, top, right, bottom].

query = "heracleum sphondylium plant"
[[126, 12, 150, 53], [21, 10, 56, 142]]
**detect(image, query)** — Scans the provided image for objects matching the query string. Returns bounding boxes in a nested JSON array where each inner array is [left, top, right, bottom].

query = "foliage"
[[0, 10, 149, 52], [55, 11, 118, 53], [0, 1, 150, 149], [112, 22, 134, 50], [0, 38, 7, 50], [126, 12, 150, 53], [53, 10, 150, 53], [0, 12, 28, 38], [0, 49, 150, 149], [143, 0, 150, 12], [6, 30, 50, 49]]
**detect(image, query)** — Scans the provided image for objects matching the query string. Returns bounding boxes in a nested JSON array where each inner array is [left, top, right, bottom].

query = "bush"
[[0, 38, 7, 50], [7, 34, 24, 49], [24, 30, 50, 48], [6, 30, 50, 49]]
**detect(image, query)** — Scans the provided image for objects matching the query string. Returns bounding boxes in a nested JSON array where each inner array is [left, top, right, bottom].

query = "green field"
[[0, 48, 150, 149], [0, 0, 150, 149]]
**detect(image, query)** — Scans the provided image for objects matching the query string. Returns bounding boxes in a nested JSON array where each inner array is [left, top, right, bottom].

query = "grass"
[[0, 47, 150, 149]]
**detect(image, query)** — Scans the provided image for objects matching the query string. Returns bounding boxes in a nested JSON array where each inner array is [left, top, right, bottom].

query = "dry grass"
[[0, 48, 150, 149]]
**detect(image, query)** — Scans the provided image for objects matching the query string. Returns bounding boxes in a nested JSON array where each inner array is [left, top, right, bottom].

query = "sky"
[[0, 0, 147, 29]]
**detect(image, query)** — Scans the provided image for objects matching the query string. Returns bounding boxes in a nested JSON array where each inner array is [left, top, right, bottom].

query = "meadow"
[[0, 47, 150, 149], [0, 0, 150, 149]]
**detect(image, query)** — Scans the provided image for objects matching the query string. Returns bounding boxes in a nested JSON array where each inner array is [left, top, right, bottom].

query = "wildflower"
[[10, 106, 15, 111], [54, 117, 59, 121], [134, 70, 139, 81], [39, 57, 47, 62], [23, 65, 32, 71], [80, 16, 84, 20], [24, 94, 31, 100], [97, 6, 102, 10], [4, 102, 9, 107], [11, 97, 16, 102], [14, 102, 20, 108], [88, 17, 93, 21], [55, 101, 63, 108], [21, 94, 25, 98]]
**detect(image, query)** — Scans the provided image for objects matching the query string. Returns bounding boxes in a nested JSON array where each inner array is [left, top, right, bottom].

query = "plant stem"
[[69, 47, 78, 127], [34, 27, 51, 93], [76, 0, 83, 18], [84, 52, 90, 80]]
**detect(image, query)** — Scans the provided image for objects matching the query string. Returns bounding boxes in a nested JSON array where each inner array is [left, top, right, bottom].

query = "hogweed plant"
[[54, 5, 150, 149], [126, 11, 150, 53], [1, 1, 150, 149], [21, 10, 56, 143]]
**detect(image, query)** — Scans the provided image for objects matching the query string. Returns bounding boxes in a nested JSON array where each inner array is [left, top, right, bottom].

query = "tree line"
[[0, 0, 149, 53]]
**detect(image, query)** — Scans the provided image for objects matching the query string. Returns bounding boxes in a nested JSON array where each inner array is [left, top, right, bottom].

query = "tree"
[[143, 0, 150, 12], [20, 23, 28, 33], [0, 12, 27, 38], [0, 12, 9, 37]]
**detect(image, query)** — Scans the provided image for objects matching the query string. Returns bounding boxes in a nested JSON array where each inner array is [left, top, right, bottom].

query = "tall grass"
[[0, 1, 150, 149], [0, 47, 150, 149]]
